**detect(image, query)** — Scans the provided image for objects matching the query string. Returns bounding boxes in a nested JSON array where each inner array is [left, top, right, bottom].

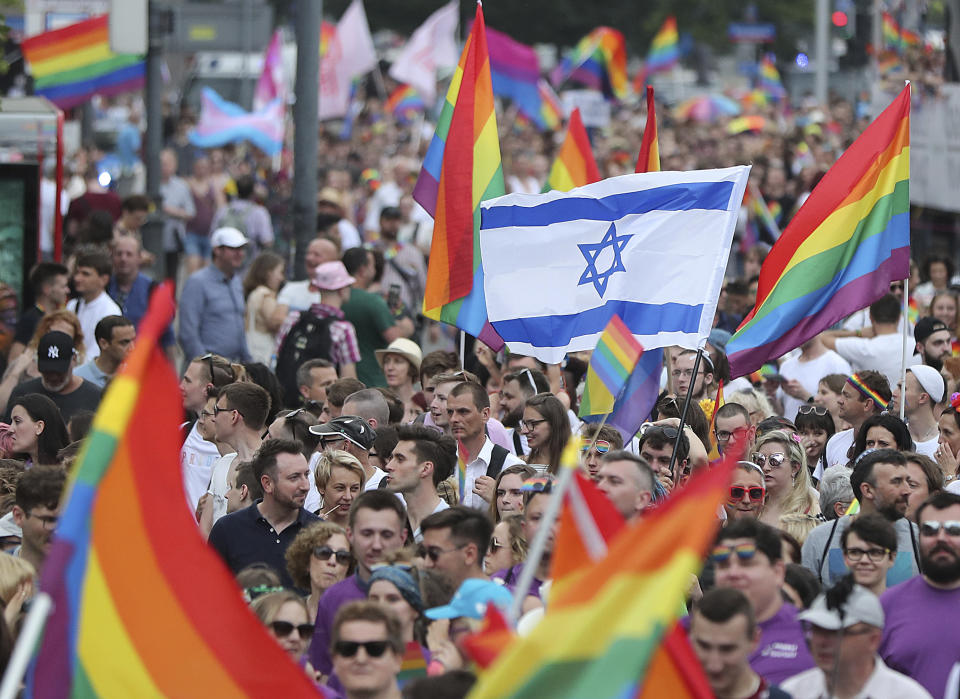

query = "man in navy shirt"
[[208, 438, 318, 588]]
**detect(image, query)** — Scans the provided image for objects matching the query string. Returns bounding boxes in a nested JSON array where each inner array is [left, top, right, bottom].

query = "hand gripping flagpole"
[[668, 347, 705, 485]]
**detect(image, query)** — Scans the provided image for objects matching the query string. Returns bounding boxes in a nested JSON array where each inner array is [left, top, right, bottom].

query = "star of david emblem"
[[48, 346, 59, 359], [578, 222, 633, 297]]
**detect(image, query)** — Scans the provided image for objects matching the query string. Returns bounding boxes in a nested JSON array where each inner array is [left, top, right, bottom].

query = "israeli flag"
[[479, 166, 750, 363]]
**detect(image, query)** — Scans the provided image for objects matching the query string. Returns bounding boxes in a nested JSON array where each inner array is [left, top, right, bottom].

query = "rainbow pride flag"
[[21, 15, 144, 109], [726, 84, 911, 378], [646, 16, 680, 72], [580, 346, 663, 442], [469, 439, 736, 698], [882, 13, 921, 52], [543, 108, 600, 193], [25, 285, 317, 696], [758, 53, 786, 102], [551, 27, 628, 100], [579, 314, 643, 417], [398, 641, 428, 687], [386, 84, 425, 124], [413, 3, 505, 348], [537, 79, 563, 130], [635, 85, 660, 173]]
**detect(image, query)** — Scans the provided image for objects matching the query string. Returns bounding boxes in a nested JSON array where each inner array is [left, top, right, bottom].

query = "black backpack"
[[276, 312, 336, 407]]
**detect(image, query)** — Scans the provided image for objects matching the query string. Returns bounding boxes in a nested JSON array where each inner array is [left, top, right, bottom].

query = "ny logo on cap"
[[48, 346, 59, 359]]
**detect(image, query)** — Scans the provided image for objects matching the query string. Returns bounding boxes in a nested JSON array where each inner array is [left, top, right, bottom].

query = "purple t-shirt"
[[750, 602, 815, 685], [492, 564, 543, 600], [880, 575, 960, 698], [308, 574, 367, 675]]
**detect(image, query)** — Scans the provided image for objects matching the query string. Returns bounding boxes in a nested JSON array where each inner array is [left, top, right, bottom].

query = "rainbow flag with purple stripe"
[[581, 346, 664, 442], [579, 315, 644, 417], [24, 285, 317, 697], [882, 13, 921, 52], [646, 16, 679, 73], [551, 27, 628, 100], [21, 15, 144, 110], [398, 641, 428, 687], [758, 54, 786, 102], [727, 85, 911, 378]]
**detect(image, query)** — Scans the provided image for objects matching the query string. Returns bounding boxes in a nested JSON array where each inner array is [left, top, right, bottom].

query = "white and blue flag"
[[479, 166, 750, 363]]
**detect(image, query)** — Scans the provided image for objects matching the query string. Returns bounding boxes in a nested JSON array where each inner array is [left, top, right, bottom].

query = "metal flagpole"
[[900, 276, 910, 420], [0, 593, 52, 699], [668, 347, 704, 485]]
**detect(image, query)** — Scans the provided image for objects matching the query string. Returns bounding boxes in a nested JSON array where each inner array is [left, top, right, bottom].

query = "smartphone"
[[387, 284, 401, 311]]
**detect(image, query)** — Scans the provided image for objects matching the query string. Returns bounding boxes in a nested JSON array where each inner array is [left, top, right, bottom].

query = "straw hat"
[[375, 338, 422, 371]]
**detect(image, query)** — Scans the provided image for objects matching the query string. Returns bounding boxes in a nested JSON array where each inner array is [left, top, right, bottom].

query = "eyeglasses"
[[797, 404, 829, 416], [521, 418, 547, 431], [752, 452, 788, 470], [199, 409, 215, 419], [213, 403, 235, 417], [321, 436, 347, 447], [489, 537, 503, 552], [270, 621, 315, 639], [333, 640, 390, 658], [581, 440, 610, 454], [919, 520, 960, 537], [843, 546, 890, 562], [417, 543, 467, 562], [729, 486, 765, 502], [313, 546, 353, 565], [889, 282, 905, 291], [711, 542, 758, 564], [26, 511, 59, 528], [804, 624, 877, 639]]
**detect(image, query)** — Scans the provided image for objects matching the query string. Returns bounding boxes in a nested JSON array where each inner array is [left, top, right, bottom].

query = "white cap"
[[210, 227, 249, 249], [799, 584, 884, 630], [907, 365, 945, 403]]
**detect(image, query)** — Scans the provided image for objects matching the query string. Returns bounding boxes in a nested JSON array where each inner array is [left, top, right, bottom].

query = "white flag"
[[319, 0, 377, 120], [479, 167, 751, 363], [389, 1, 459, 104]]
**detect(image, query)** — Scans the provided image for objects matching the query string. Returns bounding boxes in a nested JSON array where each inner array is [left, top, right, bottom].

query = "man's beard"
[[924, 352, 945, 372], [501, 405, 523, 429], [922, 544, 960, 585]]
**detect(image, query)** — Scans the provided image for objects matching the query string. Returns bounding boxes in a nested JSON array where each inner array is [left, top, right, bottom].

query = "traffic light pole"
[[815, 0, 829, 104]]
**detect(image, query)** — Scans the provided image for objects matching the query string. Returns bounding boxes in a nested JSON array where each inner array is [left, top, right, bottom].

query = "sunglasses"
[[417, 543, 467, 562], [334, 640, 390, 658], [581, 440, 610, 454], [889, 282, 904, 291], [919, 520, 960, 537], [797, 404, 829, 416], [640, 424, 679, 439], [752, 452, 788, 470], [313, 546, 353, 565], [270, 620, 314, 639], [729, 486, 765, 502], [711, 542, 758, 564], [489, 537, 503, 552]]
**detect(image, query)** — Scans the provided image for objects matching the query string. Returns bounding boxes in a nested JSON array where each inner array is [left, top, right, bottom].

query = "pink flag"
[[319, 0, 377, 120], [388, 1, 459, 104], [254, 29, 285, 111]]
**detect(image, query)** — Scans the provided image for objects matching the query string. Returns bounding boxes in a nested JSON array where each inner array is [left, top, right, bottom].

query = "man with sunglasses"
[[880, 491, 960, 698], [383, 425, 454, 542], [330, 601, 403, 699], [711, 519, 815, 684], [802, 449, 920, 588], [595, 450, 655, 521], [310, 415, 382, 491], [579, 423, 623, 479], [782, 583, 930, 699], [419, 506, 492, 591], [309, 490, 407, 678]]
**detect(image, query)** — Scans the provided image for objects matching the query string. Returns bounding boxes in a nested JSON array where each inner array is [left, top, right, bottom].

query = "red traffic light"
[[832, 10, 849, 27]]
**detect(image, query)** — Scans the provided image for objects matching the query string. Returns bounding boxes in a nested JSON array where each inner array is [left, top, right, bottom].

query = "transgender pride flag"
[[190, 87, 284, 155]]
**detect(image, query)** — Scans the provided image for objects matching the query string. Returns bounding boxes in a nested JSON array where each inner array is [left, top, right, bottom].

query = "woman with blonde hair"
[[750, 429, 820, 528], [484, 513, 527, 575], [727, 388, 776, 426], [0, 310, 86, 412], [0, 553, 34, 631], [313, 449, 364, 526], [285, 521, 352, 621], [250, 589, 313, 665]]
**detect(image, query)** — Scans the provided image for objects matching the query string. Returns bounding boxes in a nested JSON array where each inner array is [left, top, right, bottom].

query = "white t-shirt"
[[781, 656, 932, 699], [276, 280, 320, 313], [67, 292, 122, 359], [180, 422, 221, 511], [412, 498, 450, 542], [778, 350, 852, 421], [912, 434, 939, 460], [834, 333, 918, 389], [825, 428, 855, 470], [463, 438, 523, 509], [208, 452, 237, 524], [364, 465, 389, 491]]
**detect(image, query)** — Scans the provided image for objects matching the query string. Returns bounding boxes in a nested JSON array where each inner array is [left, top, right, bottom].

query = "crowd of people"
[[0, 81, 958, 697]]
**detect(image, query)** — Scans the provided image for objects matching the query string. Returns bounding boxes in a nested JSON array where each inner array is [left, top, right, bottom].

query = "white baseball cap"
[[210, 227, 249, 249]]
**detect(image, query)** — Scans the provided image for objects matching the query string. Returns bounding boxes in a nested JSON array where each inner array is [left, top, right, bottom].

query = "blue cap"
[[424, 578, 513, 620], [708, 327, 732, 352]]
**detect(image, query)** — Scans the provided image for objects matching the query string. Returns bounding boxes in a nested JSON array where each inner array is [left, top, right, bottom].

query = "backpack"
[[218, 203, 248, 237], [276, 312, 336, 407]]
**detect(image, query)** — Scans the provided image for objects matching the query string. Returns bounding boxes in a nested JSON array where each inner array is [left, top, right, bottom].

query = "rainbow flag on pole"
[[550, 27, 628, 100], [579, 314, 643, 418], [543, 108, 600, 193], [468, 443, 736, 698], [24, 285, 317, 697], [635, 85, 661, 173], [21, 15, 145, 110], [758, 53, 786, 102], [634, 17, 679, 90], [385, 84, 425, 124], [882, 13, 921, 52], [413, 3, 505, 348], [726, 84, 911, 378]]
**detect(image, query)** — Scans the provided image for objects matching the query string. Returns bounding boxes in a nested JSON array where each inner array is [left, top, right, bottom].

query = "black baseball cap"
[[914, 316, 950, 344], [37, 331, 74, 373], [309, 415, 377, 450]]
